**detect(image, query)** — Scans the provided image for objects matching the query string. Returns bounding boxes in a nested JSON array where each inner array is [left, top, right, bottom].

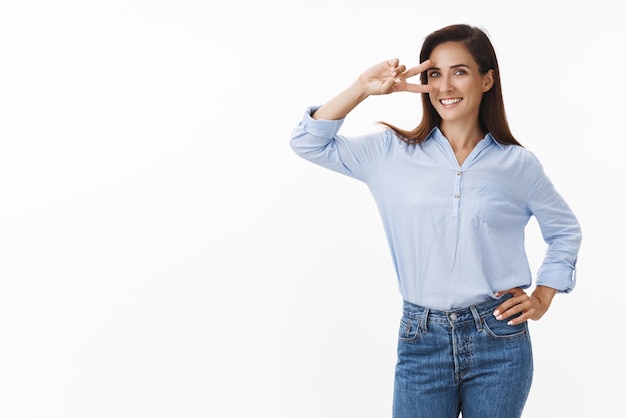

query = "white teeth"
[[441, 98, 461, 105]]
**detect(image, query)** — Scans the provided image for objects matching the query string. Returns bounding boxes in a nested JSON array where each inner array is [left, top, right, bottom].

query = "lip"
[[439, 97, 463, 107]]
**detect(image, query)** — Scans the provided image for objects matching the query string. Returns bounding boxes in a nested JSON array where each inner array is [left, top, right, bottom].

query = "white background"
[[0, 1, 622, 417]]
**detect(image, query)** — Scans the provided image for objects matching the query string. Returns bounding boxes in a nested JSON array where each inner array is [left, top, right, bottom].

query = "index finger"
[[401, 59, 433, 80]]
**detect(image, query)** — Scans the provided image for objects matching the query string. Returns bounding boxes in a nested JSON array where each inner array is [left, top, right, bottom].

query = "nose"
[[438, 75, 453, 92]]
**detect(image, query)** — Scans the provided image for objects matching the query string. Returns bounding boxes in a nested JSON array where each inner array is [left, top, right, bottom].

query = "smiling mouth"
[[440, 98, 462, 106]]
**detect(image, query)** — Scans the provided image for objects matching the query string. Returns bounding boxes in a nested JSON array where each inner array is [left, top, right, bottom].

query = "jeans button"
[[450, 313, 458, 320]]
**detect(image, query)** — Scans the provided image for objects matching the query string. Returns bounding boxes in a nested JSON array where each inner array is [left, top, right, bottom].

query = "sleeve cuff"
[[536, 262, 577, 293], [300, 106, 345, 138]]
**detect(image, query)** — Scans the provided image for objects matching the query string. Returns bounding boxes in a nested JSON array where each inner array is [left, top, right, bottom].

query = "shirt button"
[[450, 313, 458, 320], [454, 194, 460, 199], [457, 171, 462, 176]]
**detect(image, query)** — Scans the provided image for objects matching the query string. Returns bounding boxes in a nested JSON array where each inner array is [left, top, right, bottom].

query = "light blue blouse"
[[290, 106, 582, 310]]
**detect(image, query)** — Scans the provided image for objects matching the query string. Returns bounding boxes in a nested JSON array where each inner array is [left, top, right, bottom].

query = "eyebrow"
[[428, 64, 470, 71]]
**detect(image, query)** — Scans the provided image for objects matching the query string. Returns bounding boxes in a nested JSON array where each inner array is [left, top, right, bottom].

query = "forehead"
[[429, 41, 477, 67]]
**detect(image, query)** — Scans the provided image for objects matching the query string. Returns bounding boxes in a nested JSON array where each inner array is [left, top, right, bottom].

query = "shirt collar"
[[428, 127, 504, 150]]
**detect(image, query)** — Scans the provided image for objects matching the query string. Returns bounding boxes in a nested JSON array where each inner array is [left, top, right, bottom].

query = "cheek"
[[428, 78, 440, 89]]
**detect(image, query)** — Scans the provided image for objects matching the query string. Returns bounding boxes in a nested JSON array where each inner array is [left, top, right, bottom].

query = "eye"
[[428, 71, 440, 78], [454, 69, 467, 76]]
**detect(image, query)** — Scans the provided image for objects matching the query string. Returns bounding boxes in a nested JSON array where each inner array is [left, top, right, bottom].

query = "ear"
[[482, 69, 494, 92]]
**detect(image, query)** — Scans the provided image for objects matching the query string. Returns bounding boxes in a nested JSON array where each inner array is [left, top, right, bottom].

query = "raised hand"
[[312, 58, 433, 121], [358, 58, 433, 96]]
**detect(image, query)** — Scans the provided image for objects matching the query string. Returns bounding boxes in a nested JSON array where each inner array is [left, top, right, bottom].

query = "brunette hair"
[[380, 24, 522, 146]]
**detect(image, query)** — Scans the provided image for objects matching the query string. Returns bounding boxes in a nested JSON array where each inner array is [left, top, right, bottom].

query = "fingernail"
[[507, 320, 513, 325], [493, 310, 500, 317]]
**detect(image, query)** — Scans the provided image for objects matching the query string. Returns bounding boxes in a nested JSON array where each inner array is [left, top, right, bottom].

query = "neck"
[[440, 122, 485, 151]]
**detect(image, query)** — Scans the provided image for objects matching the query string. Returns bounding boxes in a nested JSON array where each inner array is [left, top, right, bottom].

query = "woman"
[[289, 24, 581, 418]]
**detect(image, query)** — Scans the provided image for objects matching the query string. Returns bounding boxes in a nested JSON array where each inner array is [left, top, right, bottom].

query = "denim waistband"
[[402, 294, 512, 328]]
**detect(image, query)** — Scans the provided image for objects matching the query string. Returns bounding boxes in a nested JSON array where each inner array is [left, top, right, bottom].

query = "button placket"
[[452, 170, 463, 217]]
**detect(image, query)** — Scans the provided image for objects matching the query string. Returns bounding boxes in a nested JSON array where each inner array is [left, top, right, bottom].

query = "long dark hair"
[[380, 24, 522, 146]]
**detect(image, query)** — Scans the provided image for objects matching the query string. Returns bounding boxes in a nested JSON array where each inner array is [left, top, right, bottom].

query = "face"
[[427, 41, 493, 125]]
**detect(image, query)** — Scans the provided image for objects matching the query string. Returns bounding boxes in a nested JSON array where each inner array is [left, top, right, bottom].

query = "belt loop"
[[420, 307, 430, 333], [470, 305, 482, 331]]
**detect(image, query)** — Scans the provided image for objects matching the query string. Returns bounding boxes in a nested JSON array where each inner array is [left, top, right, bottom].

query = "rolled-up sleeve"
[[526, 153, 582, 292]]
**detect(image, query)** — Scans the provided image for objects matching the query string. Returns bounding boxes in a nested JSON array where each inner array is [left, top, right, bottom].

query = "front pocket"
[[398, 315, 421, 343], [473, 181, 513, 226], [482, 313, 527, 340]]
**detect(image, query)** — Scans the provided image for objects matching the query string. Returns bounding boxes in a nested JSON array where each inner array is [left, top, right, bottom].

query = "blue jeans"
[[393, 295, 533, 418]]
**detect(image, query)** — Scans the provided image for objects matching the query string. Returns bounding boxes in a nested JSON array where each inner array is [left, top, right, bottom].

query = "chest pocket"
[[473, 181, 513, 226]]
